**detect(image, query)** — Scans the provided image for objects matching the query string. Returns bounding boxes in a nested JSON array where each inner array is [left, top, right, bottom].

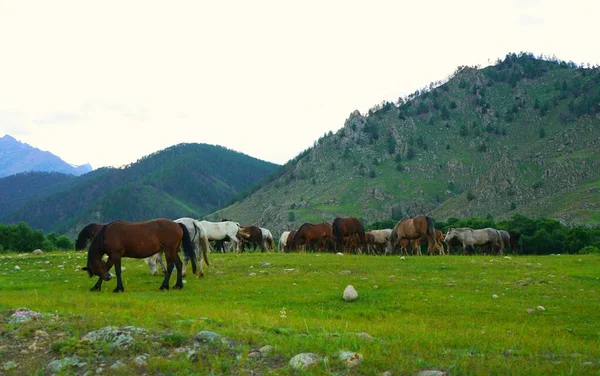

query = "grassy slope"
[[210, 58, 600, 236], [1, 251, 598, 375]]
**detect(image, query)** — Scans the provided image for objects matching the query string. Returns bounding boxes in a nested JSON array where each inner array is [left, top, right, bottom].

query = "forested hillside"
[[0, 143, 278, 237], [209, 53, 600, 236]]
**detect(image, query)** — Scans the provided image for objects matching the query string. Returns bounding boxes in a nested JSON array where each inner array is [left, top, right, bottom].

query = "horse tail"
[[179, 223, 197, 275], [425, 216, 441, 253], [193, 222, 210, 267], [332, 220, 343, 251], [388, 224, 398, 254]]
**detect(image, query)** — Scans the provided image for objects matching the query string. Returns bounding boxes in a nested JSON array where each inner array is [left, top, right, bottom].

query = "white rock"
[[32, 249, 43, 255], [336, 252, 344, 256], [417, 370, 446, 376], [537, 306, 545, 311], [343, 285, 358, 301], [14, 265, 20, 271], [400, 256, 405, 260], [492, 294, 498, 299], [338, 351, 363, 368], [526, 309, 535, 314], [289, 353, 320, 370]]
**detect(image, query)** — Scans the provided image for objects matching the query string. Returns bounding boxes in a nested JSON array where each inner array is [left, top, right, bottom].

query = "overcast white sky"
[[1, 0, 599, 169]]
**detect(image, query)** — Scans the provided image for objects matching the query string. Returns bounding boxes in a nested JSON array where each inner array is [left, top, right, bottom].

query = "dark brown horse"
[[239, 225, 266, 252], [332, 217, 365, 253], [293, 222, 333, 252], [388, 215, 444, 255], [82, 219, 196, 292], [509, 231, 522, 253]]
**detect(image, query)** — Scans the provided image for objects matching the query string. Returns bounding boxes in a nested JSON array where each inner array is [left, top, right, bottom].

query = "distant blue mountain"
[[0, 135, 92, 177]]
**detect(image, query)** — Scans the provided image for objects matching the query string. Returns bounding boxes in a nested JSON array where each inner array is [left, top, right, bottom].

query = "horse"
[[399, 237, 422, 255], [388, 215, 444, 255], [499, 230, 511, 253], [239, 225, 266, 252], [200, 220, 243, 251], [286, 230, 298, 251], [435, 229, 447, 254], [332, 217, 366, 253], [82, 218, 196, 292], [369, 229, 392, 255], [279, 231, 290, 252], [444, 227, 504, 255], [260, 227, 275, 251], [293, 222, 333, 252], [364, 231, 376, 254], [509, 231, 522, 253]]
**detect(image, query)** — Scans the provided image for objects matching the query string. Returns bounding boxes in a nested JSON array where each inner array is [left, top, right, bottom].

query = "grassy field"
[[0, 251, 599, 375]]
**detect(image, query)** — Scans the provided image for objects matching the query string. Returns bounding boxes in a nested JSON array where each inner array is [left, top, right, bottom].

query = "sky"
[[1, 0, 599, 169]]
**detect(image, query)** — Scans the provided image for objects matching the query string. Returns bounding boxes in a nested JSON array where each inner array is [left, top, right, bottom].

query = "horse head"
[[82, 259, 112, 281]]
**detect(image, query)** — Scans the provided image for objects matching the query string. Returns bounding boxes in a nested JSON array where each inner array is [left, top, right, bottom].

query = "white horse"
[[200, 220, 243, 252], [369, 229, 392, 254], [145, 217, 211, 277], [261, 227, 274, 251], [444, 227, 504, 255], [279, 231, 290, 252]]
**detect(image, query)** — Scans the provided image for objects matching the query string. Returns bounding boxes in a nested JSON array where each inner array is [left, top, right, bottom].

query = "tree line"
[[367, 214, 600, 255], [0, 222, 73, 253]]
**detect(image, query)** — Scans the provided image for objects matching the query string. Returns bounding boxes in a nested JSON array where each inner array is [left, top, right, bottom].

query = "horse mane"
[[86, 223, 109, 277], [75, 223, 104, 251]]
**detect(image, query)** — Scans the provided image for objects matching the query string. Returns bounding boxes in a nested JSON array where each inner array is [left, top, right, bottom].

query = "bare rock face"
[[343, 285, 358, 301]]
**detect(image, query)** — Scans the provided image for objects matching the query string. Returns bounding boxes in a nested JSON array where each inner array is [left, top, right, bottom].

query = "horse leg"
[[113, 256, 124, 293], [160, 256, 175, 291], [173, 253, 184, 289]]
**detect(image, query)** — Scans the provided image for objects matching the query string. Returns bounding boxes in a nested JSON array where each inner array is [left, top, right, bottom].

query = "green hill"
[[0, 143, 278, 237], [208, 53, 600, 236]]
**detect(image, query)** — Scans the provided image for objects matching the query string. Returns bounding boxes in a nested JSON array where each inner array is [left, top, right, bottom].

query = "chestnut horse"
[[239, 225, 267, 252], [293, 222, 333, 252], [388, 215, 444, 255], [332, 217, 366, 253], [286, 230, 298, 251], [82, 219, 196, 292]]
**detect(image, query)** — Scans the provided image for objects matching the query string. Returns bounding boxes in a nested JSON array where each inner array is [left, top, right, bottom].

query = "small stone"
[[133, 354, 148, 367], [249, 272, 256, 276], [526, 309, 535, 314], [194, 330, 221, 343], [339, 270, 351, 275], [537, 306, 545, 311], [338, 351, 363, 368], [32, 249, 44, 255], [260, 262, 271, 267], [259, 345, 274, 355], [336, 252, 344, 256], [400, 256, 405, 260], [187, 350, 199, 362], [289, 353, 321, 370], [14, 265, 20, 270], [3, 361, 18, 371], [343, 285, 358, 301], [492, 294, 498, 299], [417, 371, 446, 376], [110, 360, 125, 370], [357, 332, 374, 340], [382, 372, 393, 376], [248, 351, 262, 359]]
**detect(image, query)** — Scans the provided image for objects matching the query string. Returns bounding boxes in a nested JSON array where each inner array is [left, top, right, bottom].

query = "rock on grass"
[[289, 353, 321, 370]]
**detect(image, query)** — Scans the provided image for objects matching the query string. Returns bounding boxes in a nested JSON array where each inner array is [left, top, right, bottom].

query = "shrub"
[[579, 246, 600, 254], [467, 191, 476, 201]]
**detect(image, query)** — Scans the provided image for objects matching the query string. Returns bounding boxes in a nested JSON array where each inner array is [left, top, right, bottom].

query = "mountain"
[[0, 143, 279, 237], [0, 135, 92, 177], [207, 53, 600, 237]]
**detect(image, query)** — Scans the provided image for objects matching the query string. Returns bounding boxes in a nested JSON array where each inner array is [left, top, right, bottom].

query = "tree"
[[288, 212, 295, 222]]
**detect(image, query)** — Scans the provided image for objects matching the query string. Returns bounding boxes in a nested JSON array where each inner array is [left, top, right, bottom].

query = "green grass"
[[1, 251, 598, 375]]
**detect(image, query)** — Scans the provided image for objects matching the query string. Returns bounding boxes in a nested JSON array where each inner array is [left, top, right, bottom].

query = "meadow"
[[0, 251, 599, 375]]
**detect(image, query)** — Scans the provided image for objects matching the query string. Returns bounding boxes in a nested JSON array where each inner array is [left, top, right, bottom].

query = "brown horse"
[[286, 230, 298, 251], [293, 222, 333, 252], [332, 217, 366, 253], [388, 215, 444, 255], [399, 237, 422, 255], [82, 219, 196, 292], [239, 225, 266, 252]]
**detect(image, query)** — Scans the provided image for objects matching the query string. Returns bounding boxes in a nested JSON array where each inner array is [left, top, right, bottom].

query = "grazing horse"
[[399, 237, 422, 255], [82, 219, 196, 292], [364, 231, 376, 254], [286, 230, 298, 251], [293, 222, 333, 252], [444, 227, 504, 255], [369, 229, 392, 255], [509, 231, 522, 253], [200, 220, 243, 252], [388, 215, 444, 255], [332, 217, 366, 253], [279, 231, 290, 252], [260, 227, 275, 251], [239, 225, 267, 252], [499, 230, 511, 253], [435, 229, 447, 254]]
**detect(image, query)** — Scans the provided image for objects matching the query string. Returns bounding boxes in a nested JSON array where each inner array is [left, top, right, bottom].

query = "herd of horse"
[[75, 215, 521, 292]]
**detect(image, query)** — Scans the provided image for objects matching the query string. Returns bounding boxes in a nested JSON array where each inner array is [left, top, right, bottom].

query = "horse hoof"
[[90, 287, 101, 292], [112, 288, 124, 293], [160, 285, 169, 291], [173, 284, 183, 289]]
